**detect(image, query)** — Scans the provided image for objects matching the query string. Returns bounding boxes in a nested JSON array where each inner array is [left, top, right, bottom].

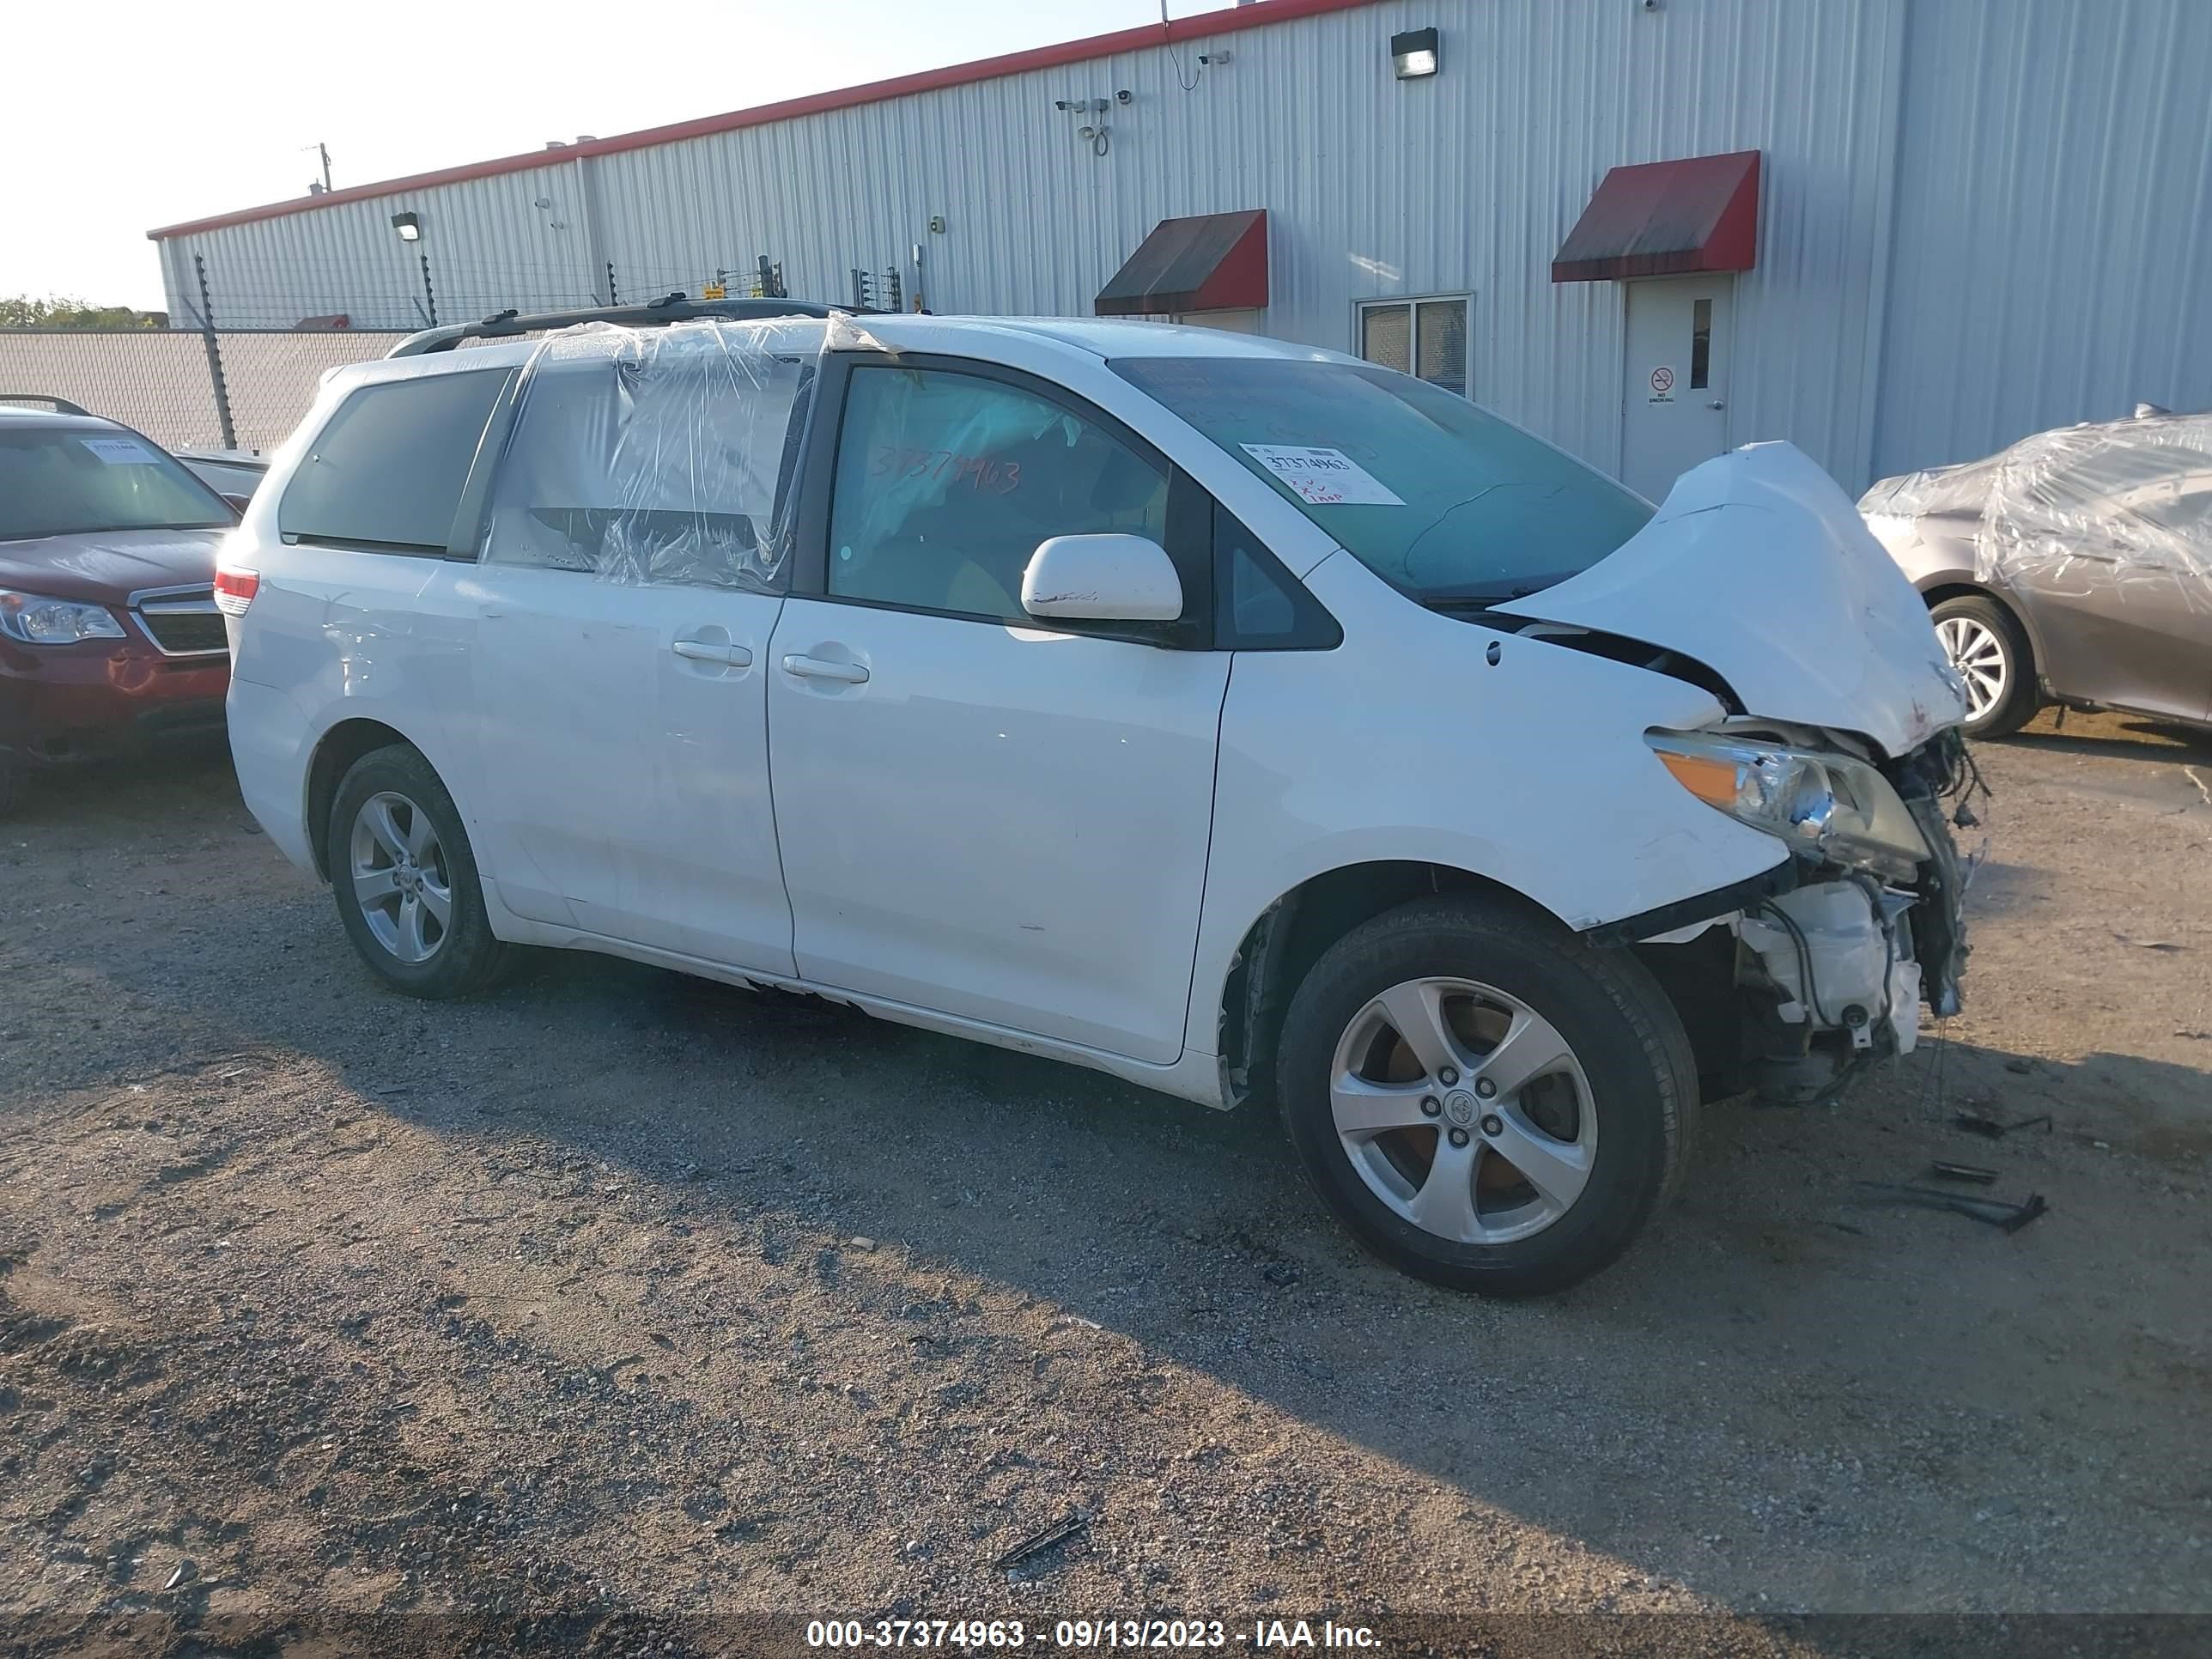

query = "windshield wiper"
[[1419, 579, 1561, 612]]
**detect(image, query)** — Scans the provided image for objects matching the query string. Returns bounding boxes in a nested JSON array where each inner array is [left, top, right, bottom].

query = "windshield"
[[0, 428, 233, 540], [1114, 356, 1652, 603]]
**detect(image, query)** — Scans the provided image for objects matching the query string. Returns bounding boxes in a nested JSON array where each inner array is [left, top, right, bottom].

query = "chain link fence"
[[2, 245, 866, 456], [0, 327, 407, 453]]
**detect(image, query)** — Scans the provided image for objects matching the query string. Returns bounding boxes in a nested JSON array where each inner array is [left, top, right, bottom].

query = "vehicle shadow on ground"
[[8, 756, 2209, 1619], [270, 954, 2212, 1607], [1999, 713, 2212, 764]]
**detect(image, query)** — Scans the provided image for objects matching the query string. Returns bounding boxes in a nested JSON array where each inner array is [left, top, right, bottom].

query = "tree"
[[0, 295, 164, 330]]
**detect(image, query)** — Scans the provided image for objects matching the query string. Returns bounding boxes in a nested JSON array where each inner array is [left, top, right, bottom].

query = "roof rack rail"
[[386, 296, 847, 357], [0, 394, 94, 416]]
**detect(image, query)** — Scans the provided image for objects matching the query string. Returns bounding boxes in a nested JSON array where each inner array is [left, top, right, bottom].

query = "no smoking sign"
[[1648, 365, 1676, 402]]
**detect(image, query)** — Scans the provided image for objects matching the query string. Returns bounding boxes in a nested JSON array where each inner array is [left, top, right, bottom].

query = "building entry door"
[[1620, 276, 1733, 501]]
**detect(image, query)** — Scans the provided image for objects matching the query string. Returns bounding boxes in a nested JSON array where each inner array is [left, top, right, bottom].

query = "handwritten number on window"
[[869, 445, 1021, 494]]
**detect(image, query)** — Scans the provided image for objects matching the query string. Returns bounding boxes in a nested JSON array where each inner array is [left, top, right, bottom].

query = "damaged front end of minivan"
[[1500, 442, 1980, 1105], [1604, 720, 1976, 1103]]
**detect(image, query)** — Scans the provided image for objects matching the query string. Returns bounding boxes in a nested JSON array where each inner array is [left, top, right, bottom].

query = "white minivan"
[[219, 312, 1972, 1295]]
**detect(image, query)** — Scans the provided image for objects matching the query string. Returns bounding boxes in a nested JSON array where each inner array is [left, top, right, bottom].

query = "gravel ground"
[[2, 710, 2209, 1656]]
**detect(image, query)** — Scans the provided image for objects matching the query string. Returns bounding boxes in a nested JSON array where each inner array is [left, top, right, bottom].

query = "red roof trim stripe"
[[146, 0, 1386, 241]]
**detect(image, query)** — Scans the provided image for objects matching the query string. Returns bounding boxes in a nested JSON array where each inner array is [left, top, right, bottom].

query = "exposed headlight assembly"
[[1646, 728, 1931, 882], [0, 588, 127, 646]]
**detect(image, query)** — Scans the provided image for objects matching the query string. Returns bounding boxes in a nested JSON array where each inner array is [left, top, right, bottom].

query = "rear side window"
[[279, 369, 508, 551], [481, 321, 811, 592]]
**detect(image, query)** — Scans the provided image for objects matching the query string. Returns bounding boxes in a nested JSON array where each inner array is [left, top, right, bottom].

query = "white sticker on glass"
[[1239, 444, 1406, 507], [79, 436, 160, 466]]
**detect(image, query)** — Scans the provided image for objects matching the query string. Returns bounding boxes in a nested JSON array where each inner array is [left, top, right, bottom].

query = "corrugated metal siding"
[[171, 161, 596, 331], [1871, 0, 2212, 477], [578, 0, 1905, 483], [153, 0, 2201, 490]]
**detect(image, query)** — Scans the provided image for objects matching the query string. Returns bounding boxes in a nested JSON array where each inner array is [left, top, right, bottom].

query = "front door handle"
[[781, 653, 870, 684], [673, 639, 753, 667]]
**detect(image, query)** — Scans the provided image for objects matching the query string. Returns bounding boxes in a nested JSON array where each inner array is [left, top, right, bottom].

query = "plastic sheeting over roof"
[[1861, 410, 2212, 595]]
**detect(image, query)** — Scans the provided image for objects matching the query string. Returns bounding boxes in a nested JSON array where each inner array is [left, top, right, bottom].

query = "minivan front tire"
[[1278, 894, 1697, 1296], [326, 744, 514, 999]]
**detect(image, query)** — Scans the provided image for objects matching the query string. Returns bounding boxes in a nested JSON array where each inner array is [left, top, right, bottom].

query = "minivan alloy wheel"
[[1934, 614, 2008, 722], [1330, 975, 1596, 1245], [349, 790, 452, 964]]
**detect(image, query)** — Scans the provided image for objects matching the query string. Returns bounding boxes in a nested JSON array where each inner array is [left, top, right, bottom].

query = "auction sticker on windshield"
[[79, 437, 161, 466], [1239, 444, 1405, 507]]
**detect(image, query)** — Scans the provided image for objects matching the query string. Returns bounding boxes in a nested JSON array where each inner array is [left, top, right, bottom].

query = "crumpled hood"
[[1497, 441, 1967, 757], [0, 527, 227, 605]]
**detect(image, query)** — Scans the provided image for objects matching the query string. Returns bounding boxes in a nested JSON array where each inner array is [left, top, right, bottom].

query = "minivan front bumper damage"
[[1594, 729, 1973, 1105]]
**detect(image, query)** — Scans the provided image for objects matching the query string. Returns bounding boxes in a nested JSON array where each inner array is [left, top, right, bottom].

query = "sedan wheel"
[[1935, 614, 2008, 724], [1330, 977, 1596, 1246], [1928, 593, 2039, 738]]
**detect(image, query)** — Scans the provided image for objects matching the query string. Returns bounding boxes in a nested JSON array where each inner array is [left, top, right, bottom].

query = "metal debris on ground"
[[1855, 1182, 2049, 1234], [1953, 1110, 2054, 1140], [1929, 1161, 1999, 1185], [993, 1509, 1089, 1572]]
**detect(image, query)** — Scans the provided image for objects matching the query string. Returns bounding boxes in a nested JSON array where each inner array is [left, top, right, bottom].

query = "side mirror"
[[1020, 533, 1182, 623]]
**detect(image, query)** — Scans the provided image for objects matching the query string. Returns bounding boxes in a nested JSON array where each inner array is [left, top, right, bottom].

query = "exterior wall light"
[[390, 211, 422, 243], [1391, 27, 1439, 79]]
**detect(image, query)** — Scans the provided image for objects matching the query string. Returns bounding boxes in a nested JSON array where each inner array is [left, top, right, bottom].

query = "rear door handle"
[[781, 653, 870, 684], [672, 639, 753, 666]]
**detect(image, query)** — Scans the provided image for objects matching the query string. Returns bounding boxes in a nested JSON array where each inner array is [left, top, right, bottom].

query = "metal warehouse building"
[[148, 0, 2212, 499]]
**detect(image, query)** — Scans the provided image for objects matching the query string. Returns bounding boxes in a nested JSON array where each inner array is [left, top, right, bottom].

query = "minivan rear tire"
[[326, 744, 514, 999], [1277, 894, 1697, 1297]]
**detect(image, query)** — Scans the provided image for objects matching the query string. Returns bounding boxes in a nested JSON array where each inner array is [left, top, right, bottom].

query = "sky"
[[1, 0, 1241, 312]]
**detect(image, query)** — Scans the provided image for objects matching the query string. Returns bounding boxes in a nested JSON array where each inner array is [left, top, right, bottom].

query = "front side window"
[[0, 428, 231, 541], [827, 365, 1169, 622], [1115, 355, 1650, 606], [482, 321, 811, 592], [280, 368, 509, 551]]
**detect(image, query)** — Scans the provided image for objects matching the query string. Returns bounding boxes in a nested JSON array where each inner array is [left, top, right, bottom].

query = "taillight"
[[213, 567, 259, 616]]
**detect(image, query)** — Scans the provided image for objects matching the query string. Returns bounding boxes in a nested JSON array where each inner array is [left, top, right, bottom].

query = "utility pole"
[[302, 141, 331, 194]]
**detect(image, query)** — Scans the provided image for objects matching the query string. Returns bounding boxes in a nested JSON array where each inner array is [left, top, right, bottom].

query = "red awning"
[[1551, 150, 1761, 283], [1096, 210, 1268, 316]]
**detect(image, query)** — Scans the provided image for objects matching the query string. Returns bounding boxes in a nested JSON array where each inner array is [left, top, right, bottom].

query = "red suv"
[[0, 400, 238, 814]]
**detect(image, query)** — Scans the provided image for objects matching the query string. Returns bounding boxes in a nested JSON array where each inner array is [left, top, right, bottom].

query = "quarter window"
[[1358, 295, 1471, 397], [827, 365, 1170, 622], [279, 369, 508, 551], [1213, 503, 1341, 651]]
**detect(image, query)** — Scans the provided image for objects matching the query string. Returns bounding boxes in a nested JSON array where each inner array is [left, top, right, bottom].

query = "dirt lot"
[[3, 710, 2209, 1655]]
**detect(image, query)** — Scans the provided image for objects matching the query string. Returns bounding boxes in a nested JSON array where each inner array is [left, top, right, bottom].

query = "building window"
[[1357, 295, 1470, 397], [1690, 297, 1713, 391]]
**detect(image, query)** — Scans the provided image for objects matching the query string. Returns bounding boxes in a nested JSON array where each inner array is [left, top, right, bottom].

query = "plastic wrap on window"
[[1863, 411, 2212, 599], [484, 319, 814, 591]]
